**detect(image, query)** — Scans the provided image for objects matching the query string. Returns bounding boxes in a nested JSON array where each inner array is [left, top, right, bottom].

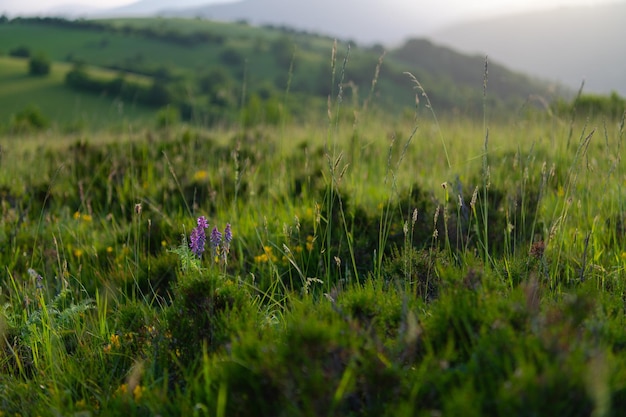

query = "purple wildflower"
[[197, 216, 209, 229], [209, 226, 223, 262], [222, 223, 232, 263], [210, 225, 222, 254], [223, 223, 232, 247], [189, 216, 208, 257]]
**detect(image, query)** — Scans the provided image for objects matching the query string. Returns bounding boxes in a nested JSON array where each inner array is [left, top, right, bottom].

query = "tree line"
[[553, 91, 626, 120], [65, 64, 173, 108]]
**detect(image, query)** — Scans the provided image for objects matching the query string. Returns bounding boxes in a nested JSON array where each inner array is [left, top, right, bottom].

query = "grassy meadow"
[[1, 15, 626, 417], [0, 56, 155, 131], [2, 89, 626, 416]]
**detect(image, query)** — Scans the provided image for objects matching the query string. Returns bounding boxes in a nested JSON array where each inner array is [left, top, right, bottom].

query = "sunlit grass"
[[1, 81, 625, 416]]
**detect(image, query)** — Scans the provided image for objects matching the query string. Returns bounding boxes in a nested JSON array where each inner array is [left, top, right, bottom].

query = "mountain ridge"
[[428, 1, 626, 95], [98, 0, 231, 16], [162, 0, 439, 45]]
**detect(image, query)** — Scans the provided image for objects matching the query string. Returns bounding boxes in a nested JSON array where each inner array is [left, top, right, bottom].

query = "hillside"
[[163, 0, 437, 45], [0, 16, 565, 130], [386, 38, 561, 111], [100, 0, 225, 16], [0, 55, 154, 131], [429, 1, 626, 96]]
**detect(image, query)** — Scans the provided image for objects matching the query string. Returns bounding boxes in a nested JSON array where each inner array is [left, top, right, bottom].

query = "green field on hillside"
[[0, 16, 570, 132], [0, 19, 332, 86], [0, 56, 156, 130], [1, 22, 220, 68]]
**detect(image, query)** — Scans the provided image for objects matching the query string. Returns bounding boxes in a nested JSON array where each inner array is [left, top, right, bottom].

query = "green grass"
[[1, 16, 625, 417], [1, 91, 625, 414], [0, 56, 155, 130]]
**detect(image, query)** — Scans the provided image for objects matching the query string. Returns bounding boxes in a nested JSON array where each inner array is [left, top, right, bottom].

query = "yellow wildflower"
[[193, 170, 208, 181], [306, 235, 315, 252], [114, 384, 128, 397], [133, 385, 145, 401], [110, 334, 120, 348], [255, 246, 278, 263], [255, 253, 269, 263]]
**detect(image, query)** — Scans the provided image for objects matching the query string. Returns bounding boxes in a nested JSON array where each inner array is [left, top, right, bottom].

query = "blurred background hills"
[[0, 0, 623, 130]]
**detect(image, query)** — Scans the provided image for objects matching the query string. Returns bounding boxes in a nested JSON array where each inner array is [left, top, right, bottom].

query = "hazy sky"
[[0, 0, 618, 19]]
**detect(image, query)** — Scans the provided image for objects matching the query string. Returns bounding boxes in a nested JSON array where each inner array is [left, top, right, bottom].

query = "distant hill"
[[163, 0, 440, 45], [429, 2, 626, 96], [44, 4, 107, 18], [99, 0, 231, 17], [0, 17, 566, 130], [385, 38, 565, 111], [5, 0, 626, 100]]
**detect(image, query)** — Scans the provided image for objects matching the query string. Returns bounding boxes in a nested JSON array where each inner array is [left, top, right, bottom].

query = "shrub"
[[65, 64, 173, 108], [143, 81, 172, 107], [219, 47, 244, 67], [270, 36, 295, 67], [28, 53, 51, 76], [574, 91, 625, 119], [9, 45, 30, 58], [220, 300, 404, 417], [198, 67, 232, 95], [553, 91, 626, 119], [9, 105, 49, 132], [156, 106, 180, 129], [161, 271, 253, 378]]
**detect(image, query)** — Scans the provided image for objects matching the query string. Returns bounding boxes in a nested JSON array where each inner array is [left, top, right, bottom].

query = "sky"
[[0, 0, 619, 18], [0, 0, 134, 14]]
